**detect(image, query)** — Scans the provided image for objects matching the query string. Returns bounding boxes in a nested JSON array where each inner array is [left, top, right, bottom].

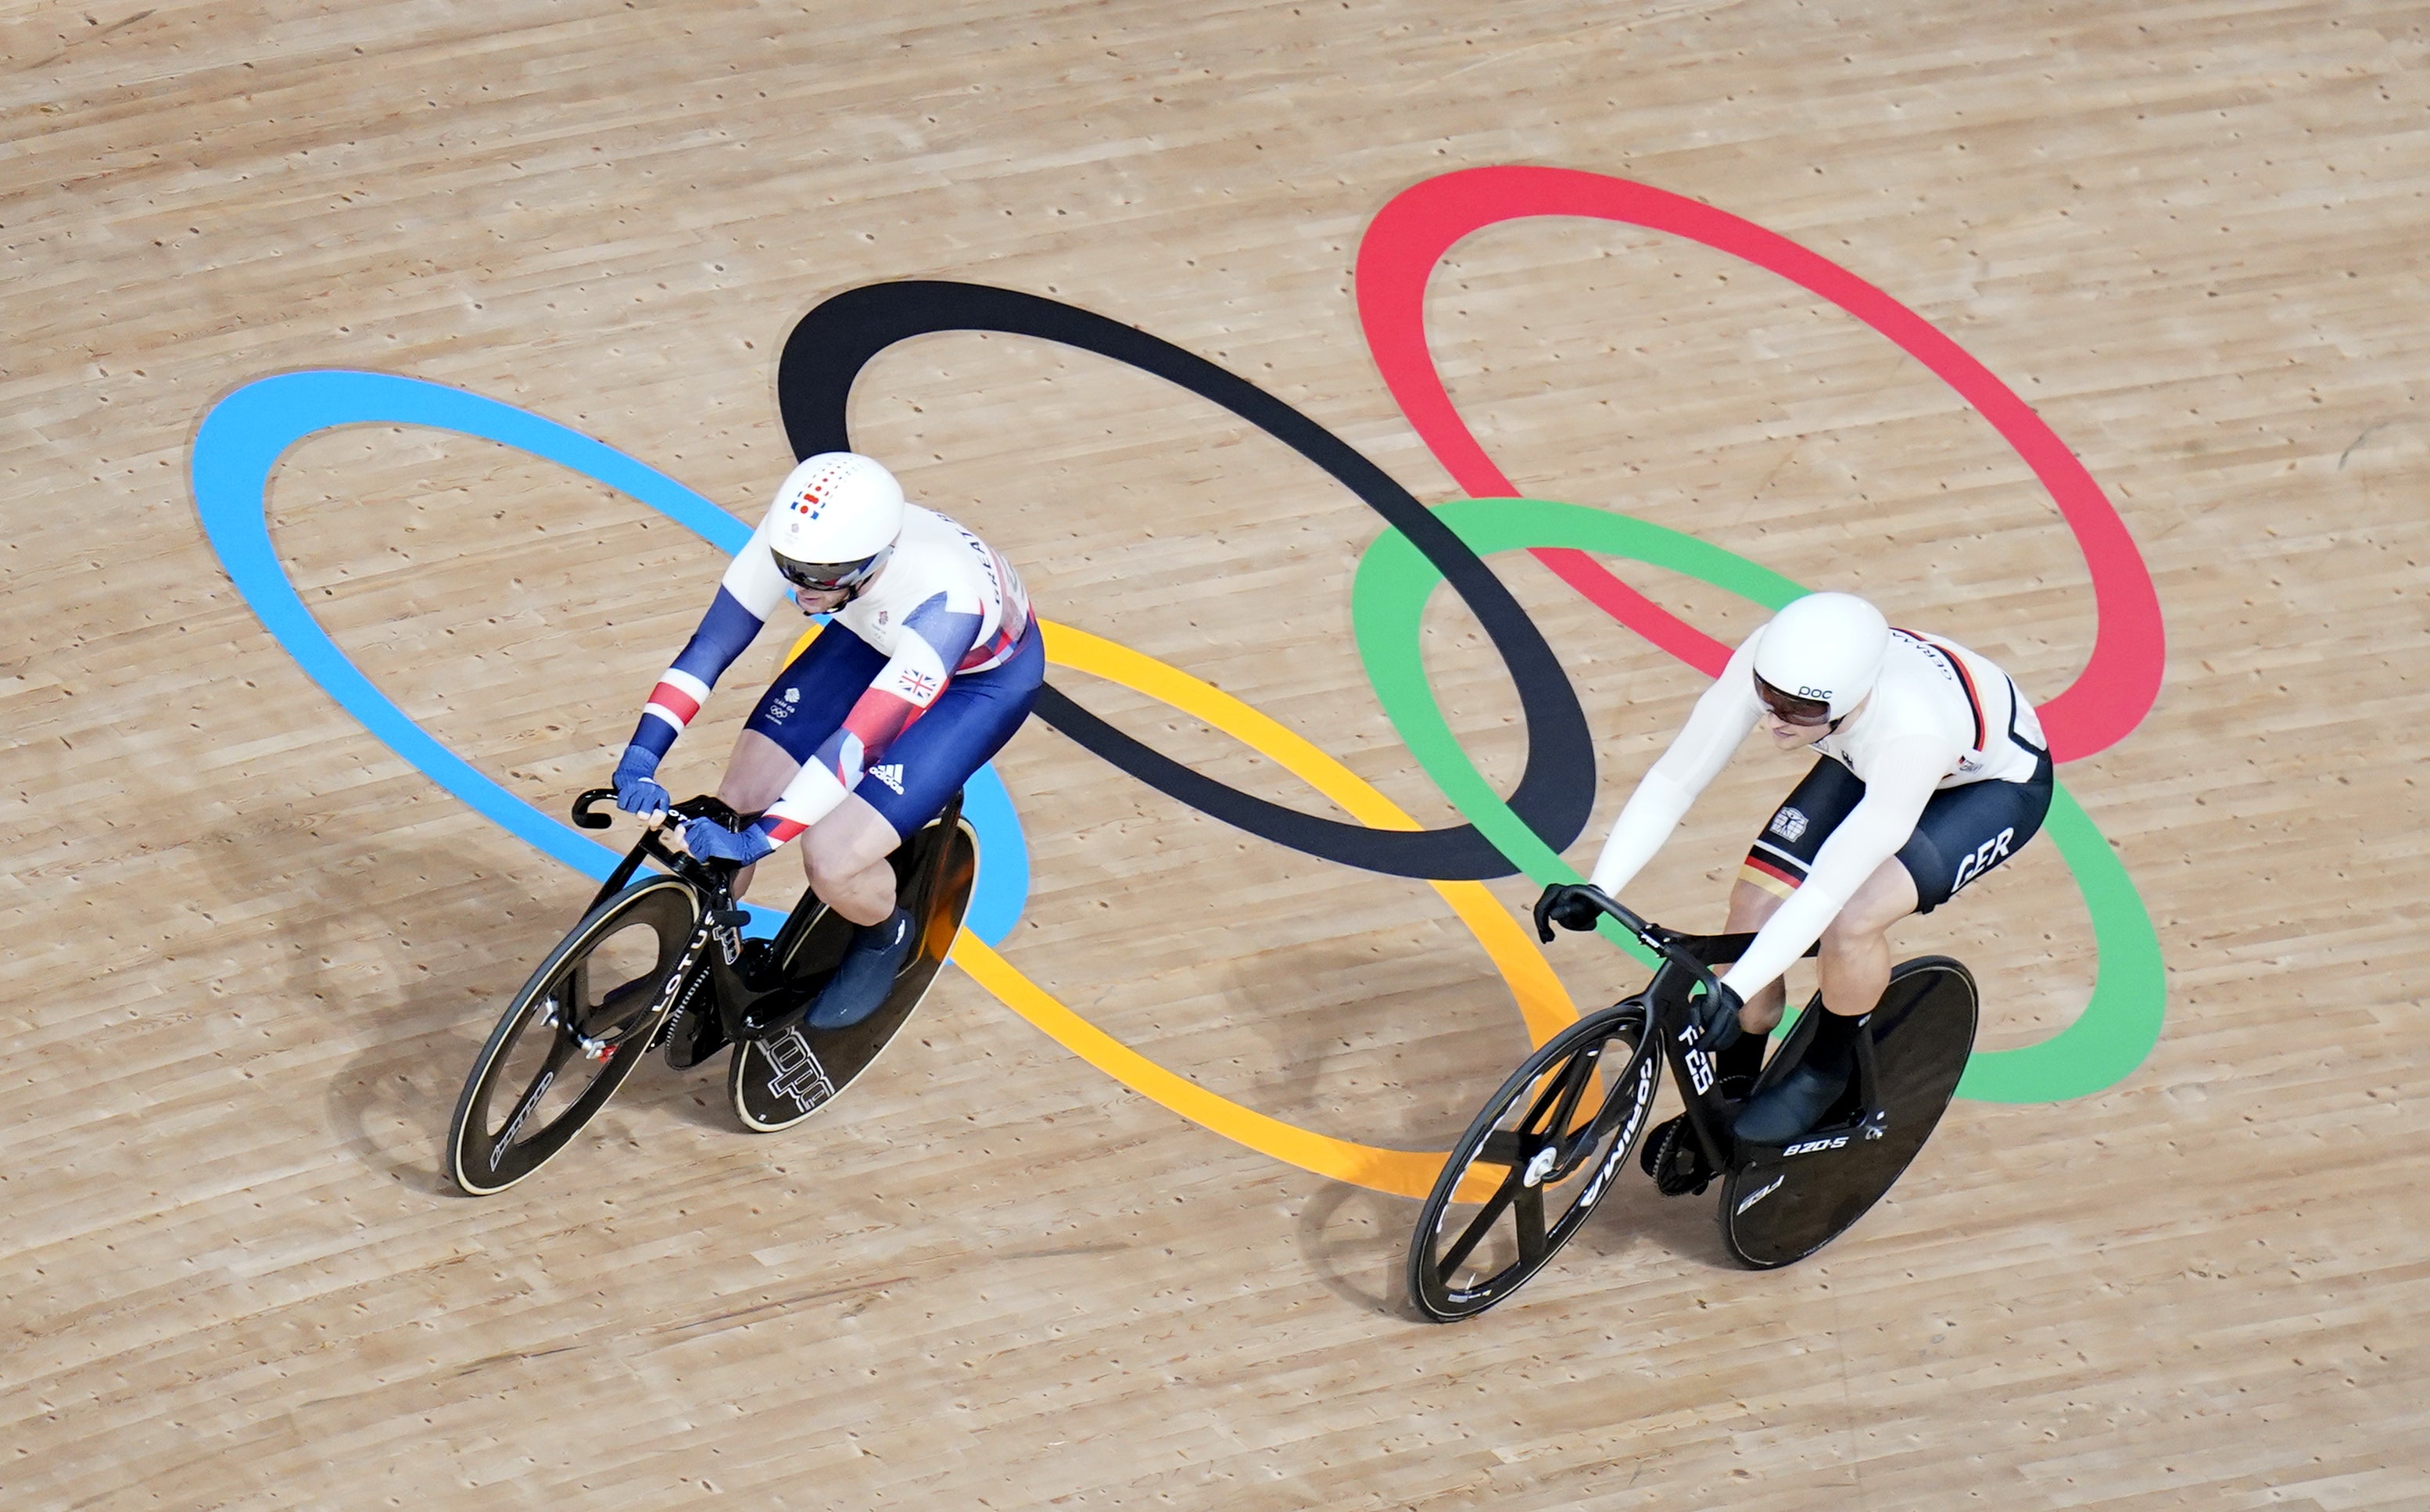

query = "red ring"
[[1354, 166, 2163, 761]]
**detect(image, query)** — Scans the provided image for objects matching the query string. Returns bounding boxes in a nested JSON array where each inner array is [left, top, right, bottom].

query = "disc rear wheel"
[[447, 876, 699, 1195], [1407, 1002, 1660, 1322], [1719, 956, 1977, 1267], [729, 815, 978, 1132]]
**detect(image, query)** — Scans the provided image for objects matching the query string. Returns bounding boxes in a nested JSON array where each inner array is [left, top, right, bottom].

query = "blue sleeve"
[[672, 587, 766, 685], [622, 586, 768, 764]]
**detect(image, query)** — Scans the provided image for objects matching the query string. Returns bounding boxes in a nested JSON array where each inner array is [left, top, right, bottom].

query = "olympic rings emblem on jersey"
[[189, 167, 2169, 1198]]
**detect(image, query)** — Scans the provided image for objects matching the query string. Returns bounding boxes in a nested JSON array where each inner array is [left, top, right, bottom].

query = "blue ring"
[[188, 369, 1030, 943]]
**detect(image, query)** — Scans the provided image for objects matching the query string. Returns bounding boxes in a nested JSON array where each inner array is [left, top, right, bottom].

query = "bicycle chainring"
[[1642, 1113, 1717, 1198], [658, 970, 727, 1070]]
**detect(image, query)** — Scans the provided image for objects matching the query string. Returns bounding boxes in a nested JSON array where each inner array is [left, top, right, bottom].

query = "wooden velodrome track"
[[5, 1, 2426, 1506]]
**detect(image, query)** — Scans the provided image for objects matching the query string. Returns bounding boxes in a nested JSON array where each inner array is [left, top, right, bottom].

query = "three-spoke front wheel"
[[446, 876, 700, 1195], [1407, 1002, 1661, 1322]]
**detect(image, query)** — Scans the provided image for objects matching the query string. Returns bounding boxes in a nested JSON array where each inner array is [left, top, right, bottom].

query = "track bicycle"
[[1406, 886, 1977, 1320], [446, 787, 977, 1195]]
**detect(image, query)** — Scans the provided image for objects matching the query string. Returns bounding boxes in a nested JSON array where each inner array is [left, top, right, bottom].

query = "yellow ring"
[[786, 618, 1577, 1198]]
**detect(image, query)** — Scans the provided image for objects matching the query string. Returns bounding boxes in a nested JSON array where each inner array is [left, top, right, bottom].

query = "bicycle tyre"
[[447, 876, 701, 1195], [1718, 956, 1977, 1268], [728, 815, 978, 1133], [1406, 1001, 1660, 1322]]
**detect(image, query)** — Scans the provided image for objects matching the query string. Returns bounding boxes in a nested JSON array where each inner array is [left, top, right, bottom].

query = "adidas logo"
[[869, 763, 905, 795]]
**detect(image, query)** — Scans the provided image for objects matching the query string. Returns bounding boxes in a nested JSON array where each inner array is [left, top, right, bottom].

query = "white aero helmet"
[[1751, 591, 1891, 725], [763, 452, 905, 593]]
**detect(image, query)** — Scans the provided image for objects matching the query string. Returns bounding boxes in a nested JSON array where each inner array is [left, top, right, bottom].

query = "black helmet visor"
[[773, 547, 886, 593], [1753, 672, 1833, 726]]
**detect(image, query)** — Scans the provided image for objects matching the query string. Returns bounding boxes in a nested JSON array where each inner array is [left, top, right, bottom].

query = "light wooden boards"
[[2, 1, 2427, 1507]]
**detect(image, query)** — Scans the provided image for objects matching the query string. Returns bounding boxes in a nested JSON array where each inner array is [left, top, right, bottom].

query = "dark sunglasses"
[[1753, 672, 1833, 727]]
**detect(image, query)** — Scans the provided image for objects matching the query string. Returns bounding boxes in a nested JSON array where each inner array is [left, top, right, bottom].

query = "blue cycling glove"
[[611, 746, 671, 818], [683, 815, 777, 866]]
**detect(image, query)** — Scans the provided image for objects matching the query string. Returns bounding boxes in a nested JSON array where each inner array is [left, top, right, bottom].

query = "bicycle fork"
[[567, 908, 740, 1062]]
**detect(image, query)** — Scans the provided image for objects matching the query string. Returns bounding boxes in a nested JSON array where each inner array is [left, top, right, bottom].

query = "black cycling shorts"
[[1740, 749, 2055, 915]]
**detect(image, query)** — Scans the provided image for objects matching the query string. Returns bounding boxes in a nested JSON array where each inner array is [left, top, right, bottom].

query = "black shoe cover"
[[805, 908, 916, 1030], [1733, 1062, 1850, 1145]]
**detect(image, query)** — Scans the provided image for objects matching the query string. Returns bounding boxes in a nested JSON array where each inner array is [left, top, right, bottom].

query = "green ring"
[[1350, 497, 2164, 1104]]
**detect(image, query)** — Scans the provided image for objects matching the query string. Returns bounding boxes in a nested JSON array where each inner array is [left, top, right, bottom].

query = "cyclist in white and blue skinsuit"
[[1539, 592, 2052, 1144], [608, 453, 1040, 1030]]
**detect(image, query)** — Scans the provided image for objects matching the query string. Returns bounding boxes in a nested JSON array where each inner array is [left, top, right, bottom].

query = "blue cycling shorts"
[[742, 619, 1043, 838]]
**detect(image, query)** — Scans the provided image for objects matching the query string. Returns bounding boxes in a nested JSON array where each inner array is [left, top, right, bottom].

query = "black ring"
[[776, 280, 1593, 880]]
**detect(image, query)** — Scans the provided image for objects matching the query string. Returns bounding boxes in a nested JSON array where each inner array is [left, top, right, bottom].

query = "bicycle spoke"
[[1590, 1050, 1649, 1135], [1510, 1065, 1574, 1143], [1435, 1161, 1526, 1280], [1513, 1181, 1547, 1266], [587, 969, 672, 1046], [494, 1028, 580, 1147], [1543, 1046, 1600, 1146]]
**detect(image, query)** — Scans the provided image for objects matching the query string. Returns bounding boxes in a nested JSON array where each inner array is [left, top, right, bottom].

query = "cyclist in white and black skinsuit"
[[1539, 592, 2053, 1144]]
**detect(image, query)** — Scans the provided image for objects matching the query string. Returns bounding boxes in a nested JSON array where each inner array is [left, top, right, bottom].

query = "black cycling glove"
[[1534, 883, 1611, 939], [1693, 979, 1746, 1054]]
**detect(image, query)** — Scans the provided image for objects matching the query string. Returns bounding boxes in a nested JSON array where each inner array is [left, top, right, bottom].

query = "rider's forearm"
[[1586, 645, 1763, 895], [626, 586, 765, 763], [1586, 769, 1694, 894], [759, 760, 850, 844], [1719, 882, 1846, 1001]]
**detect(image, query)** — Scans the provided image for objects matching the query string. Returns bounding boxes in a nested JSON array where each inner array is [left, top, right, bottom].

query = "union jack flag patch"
[[895, 668, 940, 700]]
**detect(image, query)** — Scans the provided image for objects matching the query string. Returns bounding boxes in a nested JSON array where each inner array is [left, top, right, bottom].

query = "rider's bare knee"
[[805, 837, 880, 904], [1816, 913, 1883, 967], [804, 840, 851, 901]]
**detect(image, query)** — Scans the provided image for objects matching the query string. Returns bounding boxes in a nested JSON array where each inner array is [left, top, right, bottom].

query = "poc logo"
[[1952, 826, 2016, 893], [1784, 1134, 1849, 1156]]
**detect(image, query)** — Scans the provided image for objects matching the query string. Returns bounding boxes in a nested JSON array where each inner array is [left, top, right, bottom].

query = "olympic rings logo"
[[189, 167, 2167, 1198]]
